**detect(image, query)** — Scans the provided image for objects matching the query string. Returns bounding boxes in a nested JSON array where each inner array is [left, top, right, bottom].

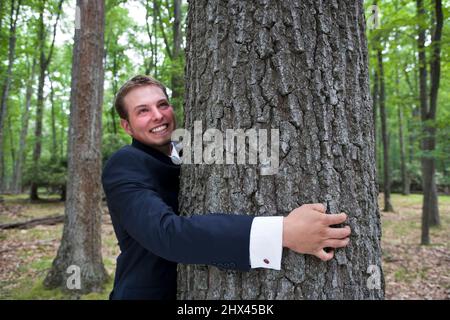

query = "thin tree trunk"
[[12, 60, 36, 194], [60, 108, 65, 160], [30, 58, 45, 200], [110, 54, 118, 134], [49, 76, 58, 160], [0, 1, 5, 39], [396, 71, 407, 195], [152, 0, 158, 77], [372, 68, 379, 177], [178, 0, 384, 299], [170, 0, 183, 108], [44, 0, 107, 293], [145, 0, 156, 75], [154, 0, 184, 110], [377, 49, 394, 212], [7, 115, 16, 187], [155, 0, 173, 60], [405, 65, 419, 193], [172, 0, 182, 58], [0, 0, 21, 193], [417, 0, 430, 244], [426, 0, 442, 227], [403, 70, 413, 195], [30, 2, 46, 200], [398, 104, 408, 195], [30, 0, 63, 200]]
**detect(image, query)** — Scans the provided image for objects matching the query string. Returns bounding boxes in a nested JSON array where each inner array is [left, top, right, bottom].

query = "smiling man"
[[101, 75, 351, 300], [118, 83, 175, 155]]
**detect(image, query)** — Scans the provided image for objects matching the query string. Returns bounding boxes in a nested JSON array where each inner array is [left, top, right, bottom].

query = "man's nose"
[[150, 106, 163, 121]]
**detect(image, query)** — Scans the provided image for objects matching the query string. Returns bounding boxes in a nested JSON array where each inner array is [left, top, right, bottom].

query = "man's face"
[[120, 85, 175, 152]]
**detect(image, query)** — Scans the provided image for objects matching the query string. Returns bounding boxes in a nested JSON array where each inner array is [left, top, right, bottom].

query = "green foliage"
[[0, 0, 447, 194], [0, 0, 187, 193], [367, 0, 450, 192], [22, 158, 67, 193], [102, 131, 130, 163]]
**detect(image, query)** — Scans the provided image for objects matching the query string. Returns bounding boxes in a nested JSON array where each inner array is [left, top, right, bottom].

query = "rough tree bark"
[[44, 0, 108, 293], [178, 0, 384, 299]]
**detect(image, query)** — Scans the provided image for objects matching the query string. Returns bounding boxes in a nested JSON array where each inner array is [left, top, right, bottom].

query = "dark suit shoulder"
[[102, 146, 152, 188], [103, 145, 144, 173], [102, 144, 179, 192]]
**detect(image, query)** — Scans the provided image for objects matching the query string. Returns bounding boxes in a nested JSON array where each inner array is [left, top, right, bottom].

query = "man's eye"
[[159, 103, 169, 109], [138, 109, 148, 114]]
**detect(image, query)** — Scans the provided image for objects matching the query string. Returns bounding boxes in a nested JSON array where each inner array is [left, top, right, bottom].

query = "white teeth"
[[151, 124, 168, 133]]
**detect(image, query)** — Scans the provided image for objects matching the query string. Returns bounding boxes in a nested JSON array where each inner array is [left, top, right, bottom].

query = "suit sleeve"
[[102, 152, 254, 271]]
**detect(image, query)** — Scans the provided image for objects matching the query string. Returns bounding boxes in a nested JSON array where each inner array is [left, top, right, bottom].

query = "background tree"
[[44, 0, 108, 293], [0, 0, 21, 193], [11, 57, 36, 194], [178, 0, 384, 299], [417, 0, 443, 244], [29, 0, 64, 200], [377, 47, 394, 212]]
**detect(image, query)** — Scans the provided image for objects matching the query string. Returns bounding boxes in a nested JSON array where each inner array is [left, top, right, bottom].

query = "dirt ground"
[[0, 193, 449, 299]]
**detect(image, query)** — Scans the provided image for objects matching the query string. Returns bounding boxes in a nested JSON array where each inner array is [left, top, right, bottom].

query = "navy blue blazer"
[[102, 139, 254, 299]]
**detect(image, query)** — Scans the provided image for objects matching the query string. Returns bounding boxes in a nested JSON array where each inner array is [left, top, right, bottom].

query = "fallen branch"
[[0, 214, 64, 230]]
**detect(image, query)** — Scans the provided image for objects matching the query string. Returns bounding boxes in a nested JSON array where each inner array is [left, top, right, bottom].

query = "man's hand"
[[282, 203, 351, 261]]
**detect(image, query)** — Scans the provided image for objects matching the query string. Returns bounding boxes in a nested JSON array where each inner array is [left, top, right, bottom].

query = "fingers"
[[316, 249, 334, 261], [323, 212, 347, 226], [326, 225, 351, 239], [323, 237, 350, 249], [307, 203, 326, 213]]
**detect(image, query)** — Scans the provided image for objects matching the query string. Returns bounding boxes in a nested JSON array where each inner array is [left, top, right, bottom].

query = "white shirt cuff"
[[249, 216, 283, 270]]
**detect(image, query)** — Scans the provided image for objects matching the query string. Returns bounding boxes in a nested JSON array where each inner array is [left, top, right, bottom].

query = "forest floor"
[[0, 193, 449, 300]]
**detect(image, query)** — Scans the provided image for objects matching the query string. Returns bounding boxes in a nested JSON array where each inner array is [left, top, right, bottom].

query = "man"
[[102, 75, 351, 300]]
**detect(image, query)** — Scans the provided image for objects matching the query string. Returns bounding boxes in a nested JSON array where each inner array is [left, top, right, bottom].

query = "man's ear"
[[120, 119, 133, 136]]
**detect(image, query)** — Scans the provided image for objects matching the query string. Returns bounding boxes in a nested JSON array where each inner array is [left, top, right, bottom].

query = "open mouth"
[[150, 123, 169, 135]]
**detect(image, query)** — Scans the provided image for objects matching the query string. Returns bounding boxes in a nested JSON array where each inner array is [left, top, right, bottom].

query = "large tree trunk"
[[377, 49, 393, 212], [178, 0, 384, 299], [44, 0, 107, 293], [0, 0, 21, 193]]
